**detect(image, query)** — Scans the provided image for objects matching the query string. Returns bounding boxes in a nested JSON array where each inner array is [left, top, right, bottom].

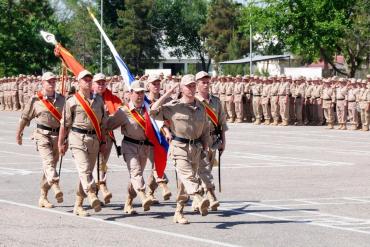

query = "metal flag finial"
[[40, 30, 57, 45]]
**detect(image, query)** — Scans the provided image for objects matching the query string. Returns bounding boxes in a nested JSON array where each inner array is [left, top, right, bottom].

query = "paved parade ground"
[[1, 111, 370, 247]]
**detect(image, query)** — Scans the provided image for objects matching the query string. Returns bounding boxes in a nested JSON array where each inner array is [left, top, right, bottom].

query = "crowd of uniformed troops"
[[3, 73, 370, 131], [13, 70, 226, 224]]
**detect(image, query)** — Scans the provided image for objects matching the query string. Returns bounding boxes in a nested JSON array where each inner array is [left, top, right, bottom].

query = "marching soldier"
[[107, 80, 154, 214], [195, 71, 227, 211], [16, 72, 65, 208], [58, 70, 107, 216], [304, 79, 314, 125], [150, 74, 211, 224], [145, 75, 172, 203]]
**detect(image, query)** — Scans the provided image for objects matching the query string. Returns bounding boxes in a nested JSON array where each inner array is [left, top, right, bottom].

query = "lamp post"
[[100, 0, 103, 73], [249, 8, 252, 75]]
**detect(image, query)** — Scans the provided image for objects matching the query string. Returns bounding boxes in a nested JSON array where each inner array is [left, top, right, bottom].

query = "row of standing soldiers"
[[201, 74, 370, 131], [4, 73, 370, 131]]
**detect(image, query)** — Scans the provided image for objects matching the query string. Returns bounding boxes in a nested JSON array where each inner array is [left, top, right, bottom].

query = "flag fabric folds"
[[88, 8, 169, 178], [54, 44, 85, 77]]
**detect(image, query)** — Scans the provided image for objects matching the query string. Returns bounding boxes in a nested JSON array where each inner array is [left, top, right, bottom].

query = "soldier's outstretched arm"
[[106, 108, 126, 131], [151, 85, 178, 111]]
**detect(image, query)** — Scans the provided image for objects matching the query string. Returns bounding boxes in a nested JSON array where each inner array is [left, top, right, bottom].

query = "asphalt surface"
[[1, 111, 370, 247]]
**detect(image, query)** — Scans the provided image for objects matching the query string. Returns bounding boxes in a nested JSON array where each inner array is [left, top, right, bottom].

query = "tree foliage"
[[153, 0, 211, 71], [0, 0, 65, 76], [200, 0, 246, 73], [115, 0, 161, 74], [241, 0, 370, 77]]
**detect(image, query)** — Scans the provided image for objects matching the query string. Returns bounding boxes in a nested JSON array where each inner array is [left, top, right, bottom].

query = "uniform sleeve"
[[100, 102, 109, 135], [106, 108, 127, 130], [20, 97, 36, 125], [61, 98, 73, 128], [200, 109, 210, 146], [150, 103, 172, 121], [217, 98, 228, 132]]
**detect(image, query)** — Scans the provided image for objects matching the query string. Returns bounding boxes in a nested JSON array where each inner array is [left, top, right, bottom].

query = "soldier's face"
[[79, 76, 92, 91], [148, 80, 160, 94], [93, 80, 106, 94], [197, 77, 210, 93], [182, 83, 196, 97], [130, 90, 145, 105], [42, 78, 56, 92]]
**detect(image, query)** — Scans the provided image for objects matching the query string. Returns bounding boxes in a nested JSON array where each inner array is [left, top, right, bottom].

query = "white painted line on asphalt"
[[0, 141, 34, 147], [229, 140, 370, 156], [220, 206, 370, 235], [0, 167, 32, 176], [219, 203, 370, 235], [0, 198, 242, 247], [225, 152, 354, 166], [343, 197, 370, 203]]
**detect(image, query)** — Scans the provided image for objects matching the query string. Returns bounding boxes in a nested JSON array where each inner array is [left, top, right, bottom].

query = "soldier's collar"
[[42, 91, 56, 100]]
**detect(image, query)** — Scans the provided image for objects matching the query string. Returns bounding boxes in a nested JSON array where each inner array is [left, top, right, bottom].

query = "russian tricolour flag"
[[88, 9, 169, 178]]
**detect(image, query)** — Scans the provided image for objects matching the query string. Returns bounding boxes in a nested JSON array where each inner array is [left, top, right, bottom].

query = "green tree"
[[58, 1, 102, 73], [0, 0, 65, 76], [245, 0, 369, 77], [200, 0, 245, 73], [115, 0, 161, 74], [153, 0, 211, 72], [338, 0, 370, 77], [239, 3, 285, 56]]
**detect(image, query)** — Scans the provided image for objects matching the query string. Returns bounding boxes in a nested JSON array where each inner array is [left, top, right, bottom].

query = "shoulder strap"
[[74, 93, 102, 141], [37, 91, 62, 122], [201, 100, 219, 128], [124, 105, 146, 131]]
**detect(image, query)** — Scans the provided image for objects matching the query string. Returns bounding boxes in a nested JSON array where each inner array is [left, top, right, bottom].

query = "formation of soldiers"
[[4, 73, 370, 131], [207, 74, 370, 131], [14, 70, 226, 225]]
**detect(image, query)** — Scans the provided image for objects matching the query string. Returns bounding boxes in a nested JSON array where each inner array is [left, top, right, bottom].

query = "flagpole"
[[100, 0, 103, 73]]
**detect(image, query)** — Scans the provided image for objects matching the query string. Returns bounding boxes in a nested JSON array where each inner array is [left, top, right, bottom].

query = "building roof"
[[220, 55, 291, 64]]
